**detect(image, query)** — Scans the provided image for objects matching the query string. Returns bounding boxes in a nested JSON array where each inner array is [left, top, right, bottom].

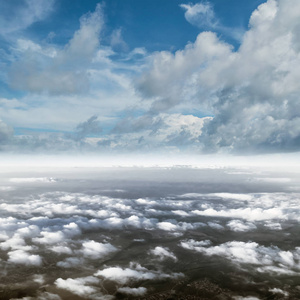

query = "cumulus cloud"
[[8, 249, 42, 266], [181, 239, 300, 275], [226, 220, 257, 232], [33, 231, 65, 244], [157, 221, 178, 231], [150, 246, 178, 261], [180, 2, 218, 29], [137, 0, 300, 154], [81, 240, 117, 259], [55, 276, 99, 297], [9, 3, 103, 95], [117, 286, 147, 296], [137, 31, 231, 113], [192, 207, 286, 221], [95, 262, 184, 284]]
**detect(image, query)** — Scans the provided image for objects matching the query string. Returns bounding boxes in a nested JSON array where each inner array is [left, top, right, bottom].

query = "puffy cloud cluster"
[[9, 3, 103, 95], [1, 167, 299, 298], [150, 246, 178, 261], [181, 239, 300, 275], [137, 0, 300, 154], [95, 262, 183, 284], [180, 2, 217, 29], [55, 276, 102, 298]]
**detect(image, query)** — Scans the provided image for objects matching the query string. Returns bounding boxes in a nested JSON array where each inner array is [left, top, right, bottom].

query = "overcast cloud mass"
[[0, 0, 299, 156]]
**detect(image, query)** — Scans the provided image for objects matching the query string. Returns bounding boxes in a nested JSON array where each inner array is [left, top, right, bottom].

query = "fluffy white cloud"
[[50, 245, 72, 254], [181, 239, 300, 275], [8, 249, 42, 266], [137, 0, 300, 154], [81, 240, 117, 259], [157, 221, 178, 231], [95, 262, 184, 284], [180, 2, 217, 29], [33, 231, 65, 244], [192, 207, 286, 221], [55, 276, 99, 297], [9, 4, 103, 95], [226, 220, 257, 232], [150, 246, 178, 261], [137, 31, 232, 112]]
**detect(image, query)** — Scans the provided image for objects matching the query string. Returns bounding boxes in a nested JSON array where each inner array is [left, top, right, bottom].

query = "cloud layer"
[[1, 166, 300, 298]]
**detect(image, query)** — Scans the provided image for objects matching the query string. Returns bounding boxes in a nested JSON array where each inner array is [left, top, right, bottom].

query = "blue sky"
[[0, 0, 300, 156]]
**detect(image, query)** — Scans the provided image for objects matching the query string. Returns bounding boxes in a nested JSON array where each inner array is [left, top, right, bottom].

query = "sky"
[[0, 0, 300, 157]]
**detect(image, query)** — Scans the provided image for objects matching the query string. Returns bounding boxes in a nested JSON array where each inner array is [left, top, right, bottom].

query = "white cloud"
[[264, 221, 282, 230], [81, 240, 117, 259], [9, 177, 56, 183], [157, 221, 178, 231], [117, 287, 147, 296], [33, 231, 65, 244], [181, 239, 300, 275], [50, 245, 73, 254], [269, 288, 289, 297], [226, 220, 257, 232], [150, 246, 178, 261], [192, 207, 285, 221], [95, 262, 184, 284], [9, 3, 104, 95], [55, 276, 99, 297], [137, 0, 300, 154], [172, 210, 190, 217], [8, 249, 42, 266], [180, 2, 217, 29], [1, 233, 32, 251]]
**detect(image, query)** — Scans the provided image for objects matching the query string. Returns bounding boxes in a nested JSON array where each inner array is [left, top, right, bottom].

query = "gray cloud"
[[70, 115, 102, 141], [0, 119, 14, 146]]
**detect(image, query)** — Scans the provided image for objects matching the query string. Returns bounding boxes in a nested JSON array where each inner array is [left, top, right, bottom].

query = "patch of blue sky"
[[14, 127, 70, 136]]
